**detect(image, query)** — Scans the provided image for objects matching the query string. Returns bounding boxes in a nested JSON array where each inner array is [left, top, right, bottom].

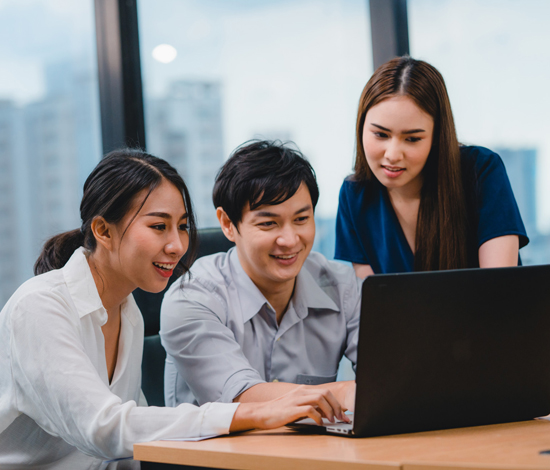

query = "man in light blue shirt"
[[160, 141, 360, 410]]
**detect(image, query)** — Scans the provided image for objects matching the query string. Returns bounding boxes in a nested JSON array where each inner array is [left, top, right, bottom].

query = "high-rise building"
[[0, 100, 20, 306], [24, 60, 101, 261], [496, 148, 538, 237], [0, 60, 101, 307], [24, 96, 81, 253], [146, 80, 225, 227], [496, 147, 545, 265]]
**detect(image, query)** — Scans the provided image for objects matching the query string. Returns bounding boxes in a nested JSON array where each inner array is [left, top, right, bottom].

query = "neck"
[[258, 280, 295, 324], [87, 252, 134, 316], [387, 177, 423, 204]]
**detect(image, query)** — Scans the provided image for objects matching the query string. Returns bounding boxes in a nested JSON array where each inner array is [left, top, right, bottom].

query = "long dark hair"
[[353, 56, 467, 271], [34, 148, 197, 278]]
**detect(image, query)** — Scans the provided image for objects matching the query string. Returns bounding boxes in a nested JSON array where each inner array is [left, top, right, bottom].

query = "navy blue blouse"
[[335, 146, 529, 274]]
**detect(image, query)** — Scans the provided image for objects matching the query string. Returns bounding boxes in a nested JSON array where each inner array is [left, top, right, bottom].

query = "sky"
[[0, 0, 549, 230]]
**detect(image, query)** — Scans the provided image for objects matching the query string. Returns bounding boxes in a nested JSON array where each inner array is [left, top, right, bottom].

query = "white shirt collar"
[[61, 247, 139, 327]]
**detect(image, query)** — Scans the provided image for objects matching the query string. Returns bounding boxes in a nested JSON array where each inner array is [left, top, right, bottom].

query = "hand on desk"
[[229, 385, 351, 432], [327, 380, 356, 412]]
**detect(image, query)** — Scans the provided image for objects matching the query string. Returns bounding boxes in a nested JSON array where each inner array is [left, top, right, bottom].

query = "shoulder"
[[460, 145, 505, 174], [340, 175, 378, 196], [302, 252, 361, 316], [189, 251, 233, 289], [303, 252, 358, 287], [8, 270, 69, 310], [162, 251, 232, 321], [338, 175, 383, 212], [2, 270, 77, 329]]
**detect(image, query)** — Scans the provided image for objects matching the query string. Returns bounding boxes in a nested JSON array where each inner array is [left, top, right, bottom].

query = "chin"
[[275, 267, 302, 283], [139, 280, 170, 294]]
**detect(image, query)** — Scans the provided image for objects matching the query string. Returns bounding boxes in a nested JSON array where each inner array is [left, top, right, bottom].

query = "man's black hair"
[[212, 140, 319, 227]]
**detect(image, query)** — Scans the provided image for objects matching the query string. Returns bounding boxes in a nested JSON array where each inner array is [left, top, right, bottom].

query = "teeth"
[[274, 254, 295, 259], [384, 166, 403, 172], [153, 262, 175, 270]]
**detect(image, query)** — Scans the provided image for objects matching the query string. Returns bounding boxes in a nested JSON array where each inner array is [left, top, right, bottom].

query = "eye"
[[258, 221, 276, 228], [151, 224, 166, 231], [179, 223, 189, 231], [406, 136, 422, 143], [295, 216, 309, 223], [373, 131, 389, 139]]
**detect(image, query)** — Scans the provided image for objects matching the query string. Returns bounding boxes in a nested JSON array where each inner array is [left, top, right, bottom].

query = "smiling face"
[[109, 178, 189, 293], [221, 183, 315, 297], [362, 95, 434, 197]]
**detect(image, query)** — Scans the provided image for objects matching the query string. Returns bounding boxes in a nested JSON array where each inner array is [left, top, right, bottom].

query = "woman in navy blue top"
[[335, 57, 528, 277]]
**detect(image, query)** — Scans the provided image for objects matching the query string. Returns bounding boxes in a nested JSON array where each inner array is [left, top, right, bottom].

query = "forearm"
[[234, 382, 300, 402], [234, 380, 355, 411]]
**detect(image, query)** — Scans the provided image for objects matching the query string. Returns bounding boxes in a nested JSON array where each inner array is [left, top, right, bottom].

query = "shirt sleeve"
[[335, 179, 371, 264], [9, 291, 238, 460], [342, 271, 362, 373], [474, 150, 529, 248], [160, 281, 265, 405]]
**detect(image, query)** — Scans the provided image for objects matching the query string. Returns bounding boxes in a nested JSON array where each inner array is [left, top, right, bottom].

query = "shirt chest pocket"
[[296, 373, 337, 386]]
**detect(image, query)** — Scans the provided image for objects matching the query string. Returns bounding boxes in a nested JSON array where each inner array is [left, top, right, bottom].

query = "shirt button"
[[272, 379, 279, 382], [276, 337, 280, 341]]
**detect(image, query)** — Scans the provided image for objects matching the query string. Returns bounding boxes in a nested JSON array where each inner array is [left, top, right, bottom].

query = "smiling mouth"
[[382, 165, 405, 172], [153, 262, 176, 271], [270, 253, 298, 260]]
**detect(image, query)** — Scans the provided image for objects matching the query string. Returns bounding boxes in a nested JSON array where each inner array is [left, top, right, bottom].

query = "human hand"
[[230, 385, 350, 432], [315, 380, 355, 412]]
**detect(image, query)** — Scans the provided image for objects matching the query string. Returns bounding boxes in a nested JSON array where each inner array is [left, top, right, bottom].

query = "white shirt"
[[0, 248, 238, 469], [161, 248, 361, 406]]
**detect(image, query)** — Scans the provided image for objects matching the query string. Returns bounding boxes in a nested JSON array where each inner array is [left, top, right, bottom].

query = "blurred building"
[[0, 60, 101, 308], [497, 148, 537, 237], [0, 100, 20, 304], [24, 96, 81, 253], [24, 60, 101, 267], [313, 216, 336, 260], [146, 80, 225, 227], [496, 147, 549, 265]]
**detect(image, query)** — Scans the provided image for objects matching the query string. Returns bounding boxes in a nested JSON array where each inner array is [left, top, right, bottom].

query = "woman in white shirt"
[[0, 149, 347, 469]]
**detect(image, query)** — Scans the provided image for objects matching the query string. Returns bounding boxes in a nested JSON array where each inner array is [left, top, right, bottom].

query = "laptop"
[[289, 265, 550, 437]]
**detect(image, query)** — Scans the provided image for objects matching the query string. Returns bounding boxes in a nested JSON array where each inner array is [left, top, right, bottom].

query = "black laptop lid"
[[354, 265, 550, 437]]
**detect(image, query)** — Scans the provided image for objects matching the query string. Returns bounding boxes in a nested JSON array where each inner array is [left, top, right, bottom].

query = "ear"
[[216, 207, 238, 243], [90, 216, 115, 251]]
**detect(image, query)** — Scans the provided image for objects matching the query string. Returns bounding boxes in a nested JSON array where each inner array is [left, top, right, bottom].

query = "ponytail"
[[34, 229, 85, 275]]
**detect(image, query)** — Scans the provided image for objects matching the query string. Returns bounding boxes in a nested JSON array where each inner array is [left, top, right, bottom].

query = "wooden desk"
[[134, 420, 550, 470]]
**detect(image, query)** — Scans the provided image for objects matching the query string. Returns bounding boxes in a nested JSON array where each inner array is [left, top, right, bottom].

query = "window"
[[138, 0, 372, 260], [409, 0, 550, 264], [0, 0, 101, 306]]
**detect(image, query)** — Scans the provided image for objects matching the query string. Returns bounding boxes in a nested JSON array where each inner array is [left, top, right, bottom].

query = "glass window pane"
[[0, 0, 102, 306], [138, 0, 372, 259], [408, 0, 550, 264]]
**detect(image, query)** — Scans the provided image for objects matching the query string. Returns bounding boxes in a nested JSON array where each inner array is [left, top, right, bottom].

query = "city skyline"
[[1, 0, 549, 307]]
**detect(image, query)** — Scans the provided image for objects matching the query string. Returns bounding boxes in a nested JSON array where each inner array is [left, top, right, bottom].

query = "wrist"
[[229, 402, 260, 432]]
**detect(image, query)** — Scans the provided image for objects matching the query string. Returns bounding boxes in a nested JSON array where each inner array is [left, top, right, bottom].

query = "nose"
[[165, 229, 188, 258], [384, 138, 404, 164], [276, 224, 299, 248]]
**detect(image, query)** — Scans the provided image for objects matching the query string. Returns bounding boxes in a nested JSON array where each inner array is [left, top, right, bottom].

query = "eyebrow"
[[370, 123, 426, 134], [254, 204, 312, 218], [144, 212, 188, 220]]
